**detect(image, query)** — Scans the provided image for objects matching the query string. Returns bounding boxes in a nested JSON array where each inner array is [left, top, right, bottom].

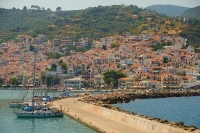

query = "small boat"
[[9, 102, 29, 108], [15, 107, 63, 118]]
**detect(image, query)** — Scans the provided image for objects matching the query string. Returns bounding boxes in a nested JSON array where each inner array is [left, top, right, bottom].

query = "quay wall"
[[74, 100, 199, 133]]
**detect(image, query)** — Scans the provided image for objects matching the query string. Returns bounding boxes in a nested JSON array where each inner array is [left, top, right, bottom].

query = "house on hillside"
[[52, 38, 60, 46], [61, 37, 72, 46], [17, 34, 31, 43], [148, 23, 157, 29]]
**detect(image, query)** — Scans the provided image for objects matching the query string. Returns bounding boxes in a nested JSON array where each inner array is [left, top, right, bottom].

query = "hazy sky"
[[1, 0, 200, 11]]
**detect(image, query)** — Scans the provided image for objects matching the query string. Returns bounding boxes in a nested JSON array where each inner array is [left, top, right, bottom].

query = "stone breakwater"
[[81, 90, 200, 104], [79, 90, 200, 132]]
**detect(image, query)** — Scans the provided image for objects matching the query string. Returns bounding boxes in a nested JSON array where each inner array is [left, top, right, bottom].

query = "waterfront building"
[[64, 77, 84, 89], [160, 73, 181, 89]]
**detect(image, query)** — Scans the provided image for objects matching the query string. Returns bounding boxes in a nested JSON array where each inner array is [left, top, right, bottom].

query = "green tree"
[[36, 6, 41, 10], [48, 26, 54, 31], [111, 43, 120, 48], [102, 45, 107, 50], [83, 81, 89, 88], [31, 5, 34, 9], [47, 8, 51, 12], [60, 62, 67, 71], [170, 22, 175, 27], [22, 6, 27, 11], [59, 59, 63, 64], [177, 71, 186, 76], [103, 70, 126, 88], [47, 52, 61, 59], [9, 77, 20, 85], [51, 64, 57, 70], [56, 7, 62, 12], [46, 64, 57, 71]]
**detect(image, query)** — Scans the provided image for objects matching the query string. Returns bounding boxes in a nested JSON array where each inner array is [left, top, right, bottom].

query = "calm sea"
[[0, 90, 97, 133], [114, 96, 200, 128]]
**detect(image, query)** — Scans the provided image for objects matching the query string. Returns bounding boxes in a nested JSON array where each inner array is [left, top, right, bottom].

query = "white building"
[[64, 77, 84, 89]]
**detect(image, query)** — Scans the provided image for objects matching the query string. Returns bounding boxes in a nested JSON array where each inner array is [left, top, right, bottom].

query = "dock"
[[53, 98, 197, 133], [53, 98, 146, 133]]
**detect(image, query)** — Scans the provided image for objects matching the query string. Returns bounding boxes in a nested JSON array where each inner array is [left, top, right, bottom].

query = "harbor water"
[[0, 90, 97, 133], [113, 96, 200, 128]]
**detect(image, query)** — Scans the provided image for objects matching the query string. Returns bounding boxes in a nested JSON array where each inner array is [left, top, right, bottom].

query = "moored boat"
[[14, 51, 64, 118], [15, 107, 63, 118], [9, 102, 29, 108]]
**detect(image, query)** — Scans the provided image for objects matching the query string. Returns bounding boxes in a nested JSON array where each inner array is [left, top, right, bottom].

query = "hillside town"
[[0, 32, 200, 91]]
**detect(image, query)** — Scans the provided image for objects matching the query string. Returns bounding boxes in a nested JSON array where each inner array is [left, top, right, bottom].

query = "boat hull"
[[15, 111, 63, 118], [9, 103, 28, 108]]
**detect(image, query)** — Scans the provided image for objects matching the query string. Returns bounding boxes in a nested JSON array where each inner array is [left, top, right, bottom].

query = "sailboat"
[[14, 51, 64, 118], [9, 58, 30, 108]]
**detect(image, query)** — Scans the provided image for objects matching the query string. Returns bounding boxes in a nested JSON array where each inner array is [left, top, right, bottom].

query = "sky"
[[0, 0, 200, 11]]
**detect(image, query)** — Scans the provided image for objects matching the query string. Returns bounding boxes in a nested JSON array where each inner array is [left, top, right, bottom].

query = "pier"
[[53, 98, 146, 133], [53, 98, 199, 133]]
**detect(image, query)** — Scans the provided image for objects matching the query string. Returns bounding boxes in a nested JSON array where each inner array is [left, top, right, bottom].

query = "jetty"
[[53, 97, 199, 133], [54, 98, 146, 133]]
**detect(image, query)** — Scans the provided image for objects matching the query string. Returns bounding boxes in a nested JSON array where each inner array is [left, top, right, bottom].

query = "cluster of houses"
[[0, 33, 200, 91]]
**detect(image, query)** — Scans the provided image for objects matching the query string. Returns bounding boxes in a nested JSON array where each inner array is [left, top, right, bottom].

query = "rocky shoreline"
[[79, 89, 200, 132]]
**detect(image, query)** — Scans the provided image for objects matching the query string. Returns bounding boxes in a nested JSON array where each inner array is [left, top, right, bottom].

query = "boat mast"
[[32, 50, 36, 109], [21, 57, 25, 102]]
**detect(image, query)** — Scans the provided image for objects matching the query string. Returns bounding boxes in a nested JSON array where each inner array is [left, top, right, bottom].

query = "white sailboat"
[[9, 58, 29, 108], [15, 107, 63, 118], [15, 51, 64, 118]]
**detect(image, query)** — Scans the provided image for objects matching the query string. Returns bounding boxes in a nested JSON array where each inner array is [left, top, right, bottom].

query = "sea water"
[[113, 96, 200, 128], [0, 90, 97, 133]]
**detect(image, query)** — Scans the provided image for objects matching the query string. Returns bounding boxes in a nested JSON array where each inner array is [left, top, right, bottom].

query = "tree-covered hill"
[[145, 5, 189, 16], [0, 4, 199, 46], [0, 8, 52, 32], [0, 7, 80, 41], [179, 19, 200, 48], [53, 5, 150, 41], [0, 5, 167, 42], [182, 5, 200, 18]]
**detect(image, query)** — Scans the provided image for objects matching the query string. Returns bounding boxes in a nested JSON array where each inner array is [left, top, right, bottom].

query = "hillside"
[[0, 5, 199, 47], [0, 8, 80, 41], [182, 5, 200, 18], [145, 5, 189, 16], [0, 5, 167, 42], [179, 20, 200, 48], [52, 5, 151, 41], [0, 8, 52, 32]]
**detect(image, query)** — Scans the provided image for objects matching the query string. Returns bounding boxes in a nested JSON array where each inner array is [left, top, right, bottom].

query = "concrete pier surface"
[[53, 98, 147, 133], [53, 98, 199, 133]]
